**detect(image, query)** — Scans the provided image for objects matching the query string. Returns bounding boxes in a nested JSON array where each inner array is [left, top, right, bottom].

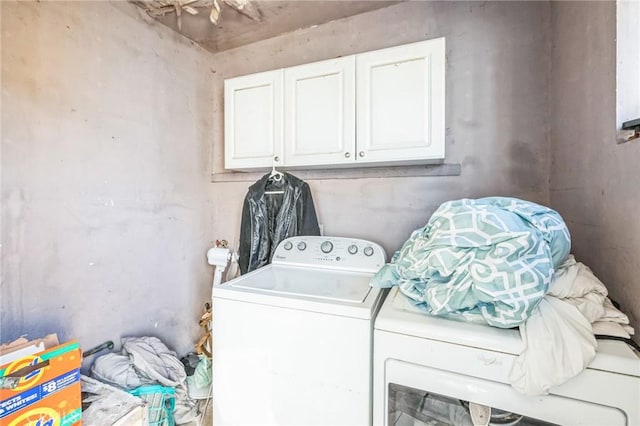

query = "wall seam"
[[547, 0, 554, 203]]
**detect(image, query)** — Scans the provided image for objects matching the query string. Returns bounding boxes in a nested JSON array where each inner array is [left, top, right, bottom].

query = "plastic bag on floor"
[[81, 375, 144, 426], [186, 355, 211, 399]]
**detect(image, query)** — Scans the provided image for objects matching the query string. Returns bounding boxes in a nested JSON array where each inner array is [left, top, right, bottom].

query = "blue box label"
[[0, 369, 80, 419]]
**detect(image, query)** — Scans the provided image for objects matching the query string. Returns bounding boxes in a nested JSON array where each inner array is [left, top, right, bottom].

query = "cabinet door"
[[224, 70, 283, 170], [356, 38, 445, 164], [284, 57, 356, 167]]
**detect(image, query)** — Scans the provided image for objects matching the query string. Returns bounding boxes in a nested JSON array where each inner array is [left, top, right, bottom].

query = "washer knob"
[[348, 244, 358, 255], [297, 241, 307, 251], [320, 241, 334, 254], [283, 241, 293, 250], [363, 246, 374, 257]]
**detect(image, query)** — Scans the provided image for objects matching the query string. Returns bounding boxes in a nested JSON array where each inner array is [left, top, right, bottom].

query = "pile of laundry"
[[371, 197, 634, 395], [89, 336, 201, 424]]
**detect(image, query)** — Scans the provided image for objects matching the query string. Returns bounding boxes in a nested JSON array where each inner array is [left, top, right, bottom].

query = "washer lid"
[[213, 264, 383, 319], [230, 265, 372, 303]]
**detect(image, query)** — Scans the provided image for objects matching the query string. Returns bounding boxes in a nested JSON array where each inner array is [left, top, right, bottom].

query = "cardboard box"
[[0, 340, 82, 426]]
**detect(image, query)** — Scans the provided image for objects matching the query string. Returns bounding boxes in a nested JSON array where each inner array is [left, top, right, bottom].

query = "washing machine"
[[374, 287, 640, 426], [212, 236, 387, 425]]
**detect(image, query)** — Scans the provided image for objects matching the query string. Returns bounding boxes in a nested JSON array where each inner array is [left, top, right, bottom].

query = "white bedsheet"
[[509, 256, 633, 395]]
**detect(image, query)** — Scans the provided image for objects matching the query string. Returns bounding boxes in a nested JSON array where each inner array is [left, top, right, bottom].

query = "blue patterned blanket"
[[371, 197, 571, 327]]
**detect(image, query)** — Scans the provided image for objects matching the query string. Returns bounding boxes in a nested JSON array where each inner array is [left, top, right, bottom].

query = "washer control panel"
[[273, 236, 386, 272]]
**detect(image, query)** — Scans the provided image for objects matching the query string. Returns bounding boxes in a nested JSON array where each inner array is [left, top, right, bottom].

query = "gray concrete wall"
[[1, 1, 215, 355], [10, 0, 619, 356], [616, 0, 640, 132], [209, 1, 552, 256], [550, 1, 640, 332]]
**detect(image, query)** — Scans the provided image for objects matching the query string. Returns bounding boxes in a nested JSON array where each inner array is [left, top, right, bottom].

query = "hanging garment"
[[239, 172, 320, 274]]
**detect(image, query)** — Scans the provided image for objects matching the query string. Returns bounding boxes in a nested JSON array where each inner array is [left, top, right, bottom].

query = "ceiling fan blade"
[[223, 0, 261, 22], [183, 5, 199, 15], [187, 0, 213, 7], [146, 5, 176, 17], [209, 0, 221, 24]]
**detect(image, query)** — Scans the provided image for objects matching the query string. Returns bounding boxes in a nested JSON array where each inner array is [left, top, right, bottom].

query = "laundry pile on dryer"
[[371, 197, 634, 395]]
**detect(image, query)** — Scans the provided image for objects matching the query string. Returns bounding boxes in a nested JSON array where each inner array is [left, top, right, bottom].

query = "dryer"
[[212, 236, 387, 425], [374, 287, 640, 426]]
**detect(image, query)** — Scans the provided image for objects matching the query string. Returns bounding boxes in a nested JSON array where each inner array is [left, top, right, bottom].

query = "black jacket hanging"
[[239, 172, 320, 274]]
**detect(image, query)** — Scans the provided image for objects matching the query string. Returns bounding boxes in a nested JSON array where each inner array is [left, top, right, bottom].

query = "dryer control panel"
[[272, 236, 387, 273]]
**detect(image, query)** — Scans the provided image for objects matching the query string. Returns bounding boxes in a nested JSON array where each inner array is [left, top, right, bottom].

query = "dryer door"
[[383, 359, 627, 426]]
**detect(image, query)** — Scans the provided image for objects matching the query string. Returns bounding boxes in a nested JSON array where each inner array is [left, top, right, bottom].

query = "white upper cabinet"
[[224, 70, 283, 170], [356, 38, 445, 164], [284, 57, 356, 167], [223, 38, 446, 170]]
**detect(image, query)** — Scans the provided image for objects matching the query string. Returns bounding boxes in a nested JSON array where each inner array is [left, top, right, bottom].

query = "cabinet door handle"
[[345, 152, 351, 158], [274, 156, 279, 162], [359, 151, 365, 158]]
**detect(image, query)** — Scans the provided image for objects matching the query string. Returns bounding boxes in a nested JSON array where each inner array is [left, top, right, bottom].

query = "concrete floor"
[[202, 401, 213, 426], [183, 398, 213, 426]]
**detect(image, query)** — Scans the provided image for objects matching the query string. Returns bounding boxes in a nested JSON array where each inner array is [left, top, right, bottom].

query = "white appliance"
[[374, 287, 640, 426], [212, 236, 387, 425]]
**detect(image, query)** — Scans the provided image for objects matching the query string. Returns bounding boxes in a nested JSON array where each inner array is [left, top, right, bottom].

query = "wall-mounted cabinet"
[[224, 38, 445, 171], [284, 56, 356, 167], [224, 70, 283, 169], [356, 39, 445, 164]]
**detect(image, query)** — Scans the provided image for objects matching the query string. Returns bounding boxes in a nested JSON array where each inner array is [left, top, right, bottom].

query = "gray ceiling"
[[139, 1, 400, 53]]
